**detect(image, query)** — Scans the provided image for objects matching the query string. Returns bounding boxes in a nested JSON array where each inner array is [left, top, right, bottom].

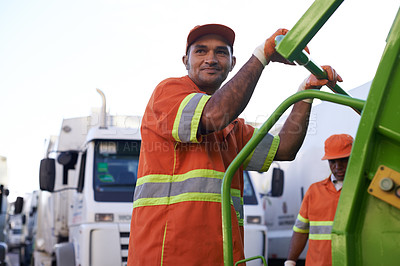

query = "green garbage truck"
[[221, 0, 400, 265]]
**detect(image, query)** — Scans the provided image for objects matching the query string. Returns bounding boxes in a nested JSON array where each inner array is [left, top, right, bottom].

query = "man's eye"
[[195, 49, 206, 54], [217, 50, 228, 55]]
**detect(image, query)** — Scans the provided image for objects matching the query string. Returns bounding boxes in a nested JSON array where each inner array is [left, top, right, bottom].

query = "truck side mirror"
[[270, 167, 284, 197], [22, 214, 26, 225], [40, 158, 56, 192], [58, 151, 78, 167], [58, 151, 78, 185], [14, 196, 24, 214]]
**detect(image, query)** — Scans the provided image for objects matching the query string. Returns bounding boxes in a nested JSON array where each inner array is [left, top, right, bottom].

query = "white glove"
[[284, 260, 296, 266], [297, 77, 313, 103], [253, 41, 268, 67]]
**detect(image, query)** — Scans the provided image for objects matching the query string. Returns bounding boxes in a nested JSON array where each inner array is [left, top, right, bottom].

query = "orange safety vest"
[[128, 76, 279, 265], [293, 177, 341, 266]]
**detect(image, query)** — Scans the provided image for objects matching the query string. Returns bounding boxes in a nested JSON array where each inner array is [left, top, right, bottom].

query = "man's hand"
[[276, 65, 342, 159], [298, 65, 343, 103], [253, 28, 310, 66], [303, 65, 343, 90]]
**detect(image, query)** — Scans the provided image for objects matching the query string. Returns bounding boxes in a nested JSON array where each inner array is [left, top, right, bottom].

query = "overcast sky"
[[0, 0, 398, 200]]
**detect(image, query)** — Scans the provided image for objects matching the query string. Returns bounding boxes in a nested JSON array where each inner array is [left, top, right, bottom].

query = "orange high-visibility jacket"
[[127, 76, 279, 265], [293, 177, 341, 266]]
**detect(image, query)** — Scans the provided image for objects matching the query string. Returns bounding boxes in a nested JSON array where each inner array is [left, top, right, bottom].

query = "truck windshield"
[[93, 140, 141, 202], [243, 171, 258, 205]]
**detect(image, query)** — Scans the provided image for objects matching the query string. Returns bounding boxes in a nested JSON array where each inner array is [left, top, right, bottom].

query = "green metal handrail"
[[275, 0, 344, 62], [221, 90, 365, 266], [274, 0, 361, 113], [235, 255, 267, 266]]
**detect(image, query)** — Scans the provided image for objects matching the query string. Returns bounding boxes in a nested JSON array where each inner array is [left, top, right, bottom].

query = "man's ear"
[[182, 55, 189, 70], [230, 56, 236, 71]]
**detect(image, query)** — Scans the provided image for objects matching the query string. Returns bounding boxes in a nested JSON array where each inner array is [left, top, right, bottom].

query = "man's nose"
[[205, 51, 217, 64], [335, 161, 345, 168]]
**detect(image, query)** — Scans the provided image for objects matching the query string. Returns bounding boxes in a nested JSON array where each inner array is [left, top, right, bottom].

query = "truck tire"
[[0, 242, 6, 264], [54, 243, 75, 266]]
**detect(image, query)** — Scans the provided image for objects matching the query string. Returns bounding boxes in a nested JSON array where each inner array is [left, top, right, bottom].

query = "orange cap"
[[186, 24, 235, 54], [321, 134, 354, 160]]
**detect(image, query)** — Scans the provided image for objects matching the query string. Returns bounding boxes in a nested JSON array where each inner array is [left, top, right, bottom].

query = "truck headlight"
[[95, 213, 114, 222], [247, 215, 261, 224]]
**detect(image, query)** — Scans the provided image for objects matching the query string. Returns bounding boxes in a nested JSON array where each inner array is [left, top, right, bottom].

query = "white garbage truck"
[[34, 89, 141, 266]]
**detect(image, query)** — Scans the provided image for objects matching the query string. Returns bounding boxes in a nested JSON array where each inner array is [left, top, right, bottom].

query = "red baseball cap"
[[321, 134, 354, 160], [186, 24, 235, 54]]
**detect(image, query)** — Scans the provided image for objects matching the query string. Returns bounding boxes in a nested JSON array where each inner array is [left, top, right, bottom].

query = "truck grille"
[[120, 231, 130, 266]]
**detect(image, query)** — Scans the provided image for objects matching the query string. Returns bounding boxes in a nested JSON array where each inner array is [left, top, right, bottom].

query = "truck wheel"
[[19, 245, 25, 266]]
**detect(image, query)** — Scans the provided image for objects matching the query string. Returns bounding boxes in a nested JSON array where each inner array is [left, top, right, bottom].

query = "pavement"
[[7, 251, 19, 266]]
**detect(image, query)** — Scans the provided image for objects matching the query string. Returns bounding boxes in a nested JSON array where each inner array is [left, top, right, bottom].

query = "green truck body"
[[222, 1, 400, 265]]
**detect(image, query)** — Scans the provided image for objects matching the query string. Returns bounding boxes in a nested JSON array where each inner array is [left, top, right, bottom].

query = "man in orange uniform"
[[285, 134, 354, 266], [128, 24, 342, 265]]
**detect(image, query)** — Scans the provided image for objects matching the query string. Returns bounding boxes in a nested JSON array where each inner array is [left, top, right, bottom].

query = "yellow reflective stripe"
[[293, 213, 309, 233], [133, 197, 170, 208], [293, 227, 309, 233], [231, 188, 243, 205], [231, 188, 241, 197], [310, 221, 333, 226], [243, 132, 279, 172], [172, 93, 196, 142], [137, 169, 225, 186], [160, 222, 167, 266], [260, 135, 280, 172], [190, 94, 210, 143], [237, 211, 244, 226], [169, 192, 223, 204], [136, 174, 171, 186], [309, 234, 332, 240], [242, 130, 257, 169], [231, 188, 244, 222], [134, 169, 241, 210], [297, 214, 309, 223], [171, 93, 211, 143], [133, 192, 224, 208], [173, 142, 178, 176]]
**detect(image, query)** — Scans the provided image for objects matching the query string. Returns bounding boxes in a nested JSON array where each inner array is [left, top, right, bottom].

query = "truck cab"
[[67, 130, 140, 266], [36, 116, 141, 266], [243, 171, 268, 266]]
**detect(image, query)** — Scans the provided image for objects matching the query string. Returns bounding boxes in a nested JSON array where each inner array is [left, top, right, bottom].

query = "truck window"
[[93, 140, 141, 202], [243, 171, 258, 205]]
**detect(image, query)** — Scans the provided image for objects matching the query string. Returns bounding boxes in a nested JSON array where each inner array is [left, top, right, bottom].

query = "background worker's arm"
[[199, 29, 292, 135], [275, 65, 342, 161], [286, 231, 309, 265]]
